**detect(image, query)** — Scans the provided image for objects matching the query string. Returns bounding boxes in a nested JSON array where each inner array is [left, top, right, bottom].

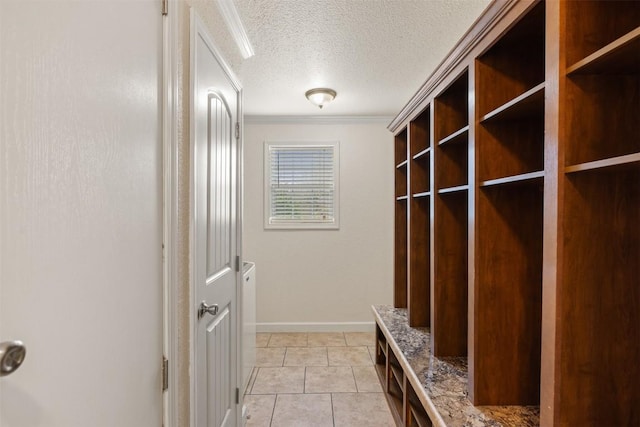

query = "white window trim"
[[264, 141, 340, 230]]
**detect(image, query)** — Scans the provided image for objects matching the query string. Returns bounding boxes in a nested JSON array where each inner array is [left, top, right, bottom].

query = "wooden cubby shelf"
[[406, 106, 432, 328], [479, 170, 544, 187], [412, 192, 430, 198], [556, 2, 640, 425], [412, 147, 431, 160], [479, 82, 544, 122], [566, 26, 640, 75], [437, 125, 468, 146], [565, 152, 640, 174], [396, 195, 409, 201], [385, 0, 638, 425], [396, 160, 408, 169], [437, 185, 468, 194], [432, 69, 469, 358]]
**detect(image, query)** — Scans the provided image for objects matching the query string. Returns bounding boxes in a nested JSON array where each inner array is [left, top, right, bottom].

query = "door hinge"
[[235, 388, 240, 404], [235, 255, 240, 272], [162, 0, 168, 15], [162, 356, 169, 392], [235, 122, 240, 140]]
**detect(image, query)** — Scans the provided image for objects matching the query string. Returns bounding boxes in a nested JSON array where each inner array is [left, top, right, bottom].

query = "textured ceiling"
[[201, 0, 491, 116]]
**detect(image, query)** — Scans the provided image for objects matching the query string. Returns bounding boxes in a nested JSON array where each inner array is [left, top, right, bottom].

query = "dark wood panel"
[[567, 27, 640, 75], [394, 200, 408, 309], [564, 0, 640, 67], [434, 71, 469, 139], [436, 141, 468, 189], [475, 1, 545, 116], [409, 197, 430, 327], [558, 168, 640, 426], [411, 158, 430, 195], [395, 129, 408, 164], [410, 108, 431, 157], [477, 116, 544, 182], [565, 74, 640, 166], [472, 183, 543, 405], [433, 191, 468, 357], [396, 164, 408, 197]]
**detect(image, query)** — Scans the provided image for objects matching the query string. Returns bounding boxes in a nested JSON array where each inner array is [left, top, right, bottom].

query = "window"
[[264, 141, 339, 229]]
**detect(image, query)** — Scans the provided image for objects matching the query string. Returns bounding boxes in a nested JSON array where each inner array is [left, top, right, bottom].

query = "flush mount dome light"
[[305, 88, 337, 109]]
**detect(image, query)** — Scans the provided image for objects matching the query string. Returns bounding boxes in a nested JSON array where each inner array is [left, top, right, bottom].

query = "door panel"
[[207, 93, 233, 277], [191, 10, 240, 427], [0, 1, 163, 426], [207, 307, 231, 426]]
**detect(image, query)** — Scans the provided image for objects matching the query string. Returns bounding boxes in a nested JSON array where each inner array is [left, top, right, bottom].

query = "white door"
[[191, 10, 242, 427], [0, 1, 163, 426]]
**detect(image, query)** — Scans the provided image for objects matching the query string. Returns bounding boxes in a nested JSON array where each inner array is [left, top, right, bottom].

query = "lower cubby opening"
[[556, 167, 640, 426], [407, 381, 432, 427], [387, 348, 406, 425], [472, 181, 543, 405], [433, 190, 468, 357], [409, 196, 430, 327]]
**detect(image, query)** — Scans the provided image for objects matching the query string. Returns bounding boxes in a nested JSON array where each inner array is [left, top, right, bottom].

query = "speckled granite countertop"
[[372, 305, 540, 427]]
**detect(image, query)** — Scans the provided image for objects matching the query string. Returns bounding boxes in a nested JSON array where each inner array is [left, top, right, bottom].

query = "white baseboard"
[[256, 322, 375, 333]]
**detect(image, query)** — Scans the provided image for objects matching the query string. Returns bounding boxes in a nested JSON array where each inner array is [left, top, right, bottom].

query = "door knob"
[[0, 341, 26, 377], [198, 301, 219, 319]]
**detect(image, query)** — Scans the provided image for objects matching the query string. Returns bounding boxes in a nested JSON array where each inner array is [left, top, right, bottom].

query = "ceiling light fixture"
[[305, 88, 337, 109]]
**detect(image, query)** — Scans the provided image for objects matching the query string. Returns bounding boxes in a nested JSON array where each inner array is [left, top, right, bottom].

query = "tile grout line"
[[330, 392, 336, 427], [268, 394, 276, 427], [351, 365, 359, 393]]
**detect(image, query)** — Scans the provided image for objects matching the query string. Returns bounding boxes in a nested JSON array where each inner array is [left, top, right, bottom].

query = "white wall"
[[243, 119, 394, 331]]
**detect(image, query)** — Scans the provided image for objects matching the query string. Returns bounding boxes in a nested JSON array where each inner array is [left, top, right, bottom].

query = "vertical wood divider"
[[467, 61, 477, 405]]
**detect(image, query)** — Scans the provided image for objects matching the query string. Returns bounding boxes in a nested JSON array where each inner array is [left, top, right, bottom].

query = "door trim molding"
[[162, 1, 180, 426], [189, 8, 244, 427]]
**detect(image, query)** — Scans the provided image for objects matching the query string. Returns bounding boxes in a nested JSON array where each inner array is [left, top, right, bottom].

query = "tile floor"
[[244, 332, 395, 427]]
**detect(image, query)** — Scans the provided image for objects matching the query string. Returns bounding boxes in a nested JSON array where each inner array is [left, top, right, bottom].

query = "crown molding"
[[215, 0, 254, 59], [245, 115, 394, 125], [388, 0, 517, 133]]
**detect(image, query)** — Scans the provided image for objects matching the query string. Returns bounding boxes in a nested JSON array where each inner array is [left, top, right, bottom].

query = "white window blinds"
[[265, 142, 339, 229]]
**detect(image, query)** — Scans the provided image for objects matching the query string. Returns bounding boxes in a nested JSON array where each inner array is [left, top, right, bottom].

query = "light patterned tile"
[[345, 332, 375, 347], [307, 332, 346, 347], [283, 347, 328, 367], [305, 366, 357, 393], [328, 346, 374, 366], [256, 347, 285, 367], [251, 367, 305, 394], [244, 394, 276, 427], [256, 333, 271, 348], [268, 333, 308, 347], [353, 365, 383, 392], [332, 392, 395, 427], [245, 367, 259, 394], [271, 394, 333, 427], [368, 346, 377, 364]]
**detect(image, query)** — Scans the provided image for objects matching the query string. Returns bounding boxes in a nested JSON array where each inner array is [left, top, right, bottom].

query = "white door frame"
[[162, 5, 245, 425], [162, 1, 180, 426]]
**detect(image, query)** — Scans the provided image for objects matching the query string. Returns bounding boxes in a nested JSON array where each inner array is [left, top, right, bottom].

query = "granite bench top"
[[372, 305, 540, 427]]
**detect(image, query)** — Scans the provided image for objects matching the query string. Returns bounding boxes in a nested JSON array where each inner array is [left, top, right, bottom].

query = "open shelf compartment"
[[432, 69, 469, 357], [555, 145, 640, 426], [476, 1, 545, 117], [472, 180, 543, 405]]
